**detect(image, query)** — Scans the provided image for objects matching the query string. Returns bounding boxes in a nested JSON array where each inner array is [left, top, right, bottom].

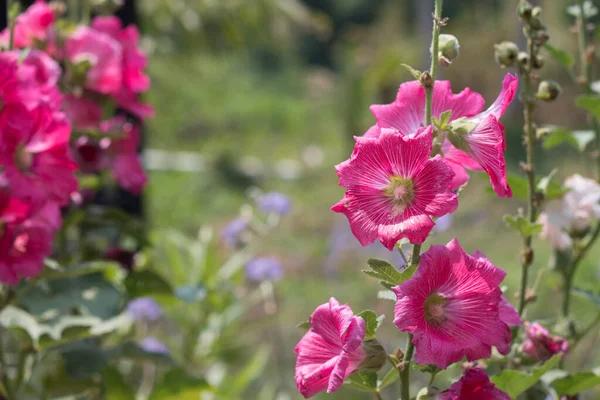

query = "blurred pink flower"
[[63, 94, 103, 130], [1, 105, 77, 206], [100, 118, 147, 194], [446, 74, 518, 197], [332, 126, 457, 249], [393, 238, 521, 369], [437, 368, 509, 400], [522, 322, 568, 361], [65, 26, 122, 95], [294, 298, 366, 398], [0, 0, 55, 49]]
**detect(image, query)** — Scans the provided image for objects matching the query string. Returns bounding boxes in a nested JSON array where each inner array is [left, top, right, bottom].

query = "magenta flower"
[[10, 50, 62, 111], [437, 368, 509, 400], [65, 26, 123, 95], [446, 74, 518, 197], [521, 322, 568, 361], [1, 105, 77, 206], [332, 127, 458, 249], [63, 94, 103, 130], [393, 238, 521, 369], [367, 80, 484, 138], [294, 298, 367, 398], [0, 1, 55, 49], [0, 195, 55, 285]]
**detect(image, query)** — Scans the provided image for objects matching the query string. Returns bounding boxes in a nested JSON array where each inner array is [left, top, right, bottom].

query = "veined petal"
[[432, 81, 485, 121], [369, 81, 425, 135]]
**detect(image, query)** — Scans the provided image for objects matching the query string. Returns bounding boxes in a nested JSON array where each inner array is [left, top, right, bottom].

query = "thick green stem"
[[0, 341, 15, 400], [424, 0, 443, 126], [81, 0, 91, 25], [400, 335, 415, 400]]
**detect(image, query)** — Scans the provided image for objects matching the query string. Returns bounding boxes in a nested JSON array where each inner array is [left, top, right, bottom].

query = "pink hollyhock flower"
[[63, 94, 103, 130], [437, 368, 510, 400], [332, 126, 458, 249], [100, 118, 147, 194], [0, 0, 54, 49], [393, 238, 521, 369], [0, 194, 55, 285], [71, 136, 110, 174], [65, 26, 123, 95], [0, 106, 78, 206], [294, 298, 367, 398], [521, 322, 568, 361], [0, 54, 32, 134], [446, 74, 518, 197]]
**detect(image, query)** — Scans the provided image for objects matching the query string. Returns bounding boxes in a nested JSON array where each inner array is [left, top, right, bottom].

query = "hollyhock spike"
[[393, 238, 520, 369], [333, 127, 457, 249], [294, 298, 367, 398]]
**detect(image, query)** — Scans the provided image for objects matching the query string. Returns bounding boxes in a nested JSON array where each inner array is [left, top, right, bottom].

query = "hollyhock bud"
[[393, 239, 521, 369], [295, 298, 367, 398], [537, 80, 561, 101], [437, 369, 509, 399], [494, 42, 519, 68], [435, 34, 460, 66], [532, 54, 545, 69], [517, 52, 529, 67], [518, 1, 534, 22], [522, 322, 568, 361]]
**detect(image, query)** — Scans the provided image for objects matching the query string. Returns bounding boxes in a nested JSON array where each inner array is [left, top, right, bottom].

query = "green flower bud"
[[536, 80, 561, 101], [494, 41, 520, 68], [532, 54, 545, 69], [437, 34, 460, 62], [518, 1, 533, 22], [532, 6, 542, 18], [517, 51, 530, 67]]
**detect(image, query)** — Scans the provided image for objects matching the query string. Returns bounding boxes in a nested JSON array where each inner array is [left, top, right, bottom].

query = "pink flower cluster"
[[295, 76, 520, 398], [0, 1, 152, 284]]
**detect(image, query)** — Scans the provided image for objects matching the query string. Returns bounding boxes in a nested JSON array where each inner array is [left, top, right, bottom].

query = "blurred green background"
[[138, 0, 600, 398]]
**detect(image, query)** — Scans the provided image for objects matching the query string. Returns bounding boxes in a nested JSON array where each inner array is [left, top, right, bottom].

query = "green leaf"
[[550, 372, 600, 396], [149, 368, 210, 400], [362, 259, 416, 287], [357, 310, 383, 339], [345, 371, 378, 392], [543, 44, 575, 69], [62, 341, 107, 379], [537, 169, 568, 200], [573, 287, 600, 307], [378, 290, 396, 301], [492, 354, 561, 399], [296, 320, 311, 330], [102, 366, 136, 400], [503, 215, 543, 236], [502, 174, 529, 200], [43, 261, 123, 281], [124, 270, 175, 305], [378, 367, 399, 389], [412, 363, 442, 374], [576, 95, 600, 120], [542, 126, 578, 150]]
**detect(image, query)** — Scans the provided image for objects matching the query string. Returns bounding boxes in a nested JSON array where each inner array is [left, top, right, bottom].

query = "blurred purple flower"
[[245, 257, 283, 281], [432, 213, 453, 234], [257, 192, 292, 216], [139, 337, 169, 355], [222, 218, 248, 248], [126, 297, 162, 322]]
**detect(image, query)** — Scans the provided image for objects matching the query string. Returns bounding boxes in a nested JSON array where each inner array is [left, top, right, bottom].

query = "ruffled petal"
[[432, 81, 485, 121], [369, 81, 425, 135]]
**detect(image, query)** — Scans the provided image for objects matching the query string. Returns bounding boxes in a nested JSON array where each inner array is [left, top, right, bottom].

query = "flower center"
[[385, 176, 414, 214], [14, 145, 33, 172], [424, 293, 448, 327]]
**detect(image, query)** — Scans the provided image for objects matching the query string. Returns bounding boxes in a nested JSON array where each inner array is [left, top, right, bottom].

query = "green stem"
[[81, 0, 90, 25], [0, 341, 15, 400], [374, 391, 383, 400], [400, 335, 415, 400], [424, 0, 443, 126], [516, 36, 537, 320], [7, 0, 17, 51]]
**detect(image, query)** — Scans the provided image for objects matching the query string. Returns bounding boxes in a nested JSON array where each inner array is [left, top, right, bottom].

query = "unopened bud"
[[518, 1, 533, 22], [517, 51, 530, 67], [393, 347, 405, 361], [532, 6, 542, 18], [536, 80, 561, 101], [437, 34, 460, 63], [419, 71, 433, 89], [535, 29, 550, 45], [494, 41, 519, 68], [532, 54, 545, 69]]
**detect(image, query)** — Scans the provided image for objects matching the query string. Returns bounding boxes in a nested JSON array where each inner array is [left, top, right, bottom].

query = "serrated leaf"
[[576, 95, 600, 120], [357, 310, 381, 339], [379, 281, 394, 290], [364, 259, 416, 287], [491, 354, 561, 399], [345, 371, 378, 392], [378, 367, 399, 389], [378, 290, 396, 301], [504, 215, 543, 236], [296, 320, 311, 330], [439, 110, 452, 126], [573, 287, 600, 307], [544, 44, 575, 69], [550, 372, 600, 396]]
